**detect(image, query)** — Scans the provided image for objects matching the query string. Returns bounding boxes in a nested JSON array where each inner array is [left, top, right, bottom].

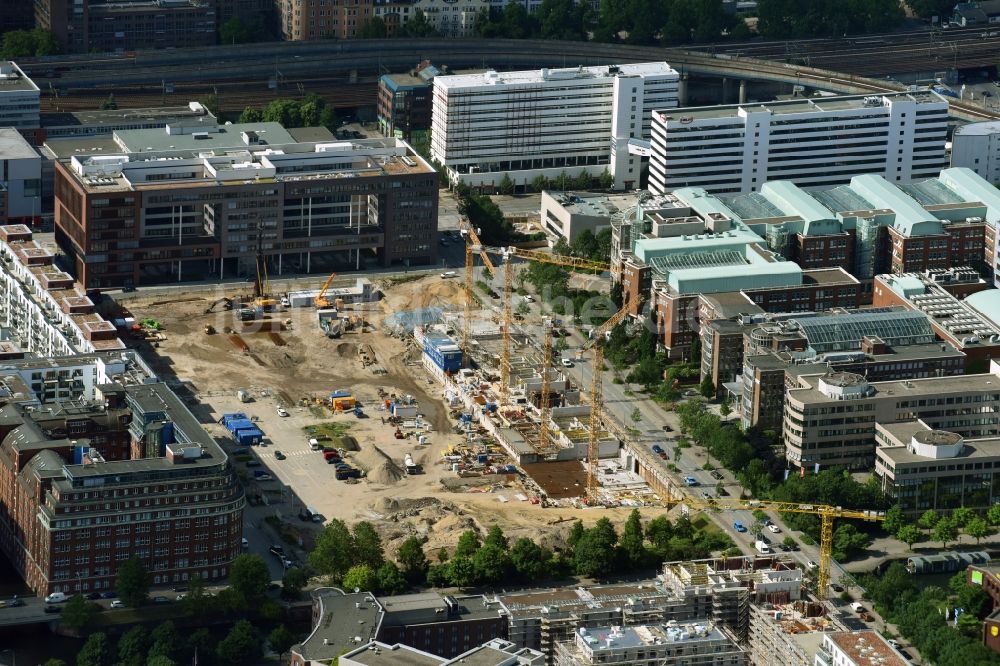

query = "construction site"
[[110, 229, 665, 555]]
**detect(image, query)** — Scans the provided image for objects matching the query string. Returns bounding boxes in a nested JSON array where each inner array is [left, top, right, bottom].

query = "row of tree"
[[1, 28, 61, 58], [862, 563, 997, 666], [45, 617, 297, 666], [308, 519, 425, 593], [755, 0, 904, 38], [359, 9, 440, 39], [883, 505, 996, 550], [552, 228, 614, 264], [496, 170, 614, 196], [238, 94, 337, 130]]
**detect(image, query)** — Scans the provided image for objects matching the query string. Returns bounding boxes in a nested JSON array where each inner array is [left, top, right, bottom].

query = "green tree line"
[[238, 94, 338, 130]]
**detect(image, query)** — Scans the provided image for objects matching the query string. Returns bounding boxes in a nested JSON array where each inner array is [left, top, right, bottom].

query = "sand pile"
[[332, 435, 359, 452], [356, 445, 405, 485], [375, 497, 400, 512], [380, 276, 465, 312]]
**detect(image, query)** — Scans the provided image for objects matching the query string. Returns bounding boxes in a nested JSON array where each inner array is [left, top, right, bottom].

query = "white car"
[[276, 407, 289, 417], [807, 560, 818, 569], [561, 359, 573, 367], [110, 600, 125, 609], [767, 524, 781, 533]]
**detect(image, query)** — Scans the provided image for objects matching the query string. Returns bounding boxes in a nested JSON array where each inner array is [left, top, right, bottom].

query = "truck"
[[754, 539, 771, 554], [404, 453, 419, 475], [236, 389, 252, 403]]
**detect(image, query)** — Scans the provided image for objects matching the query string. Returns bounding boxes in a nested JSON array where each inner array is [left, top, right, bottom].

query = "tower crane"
[[459, 220, 496, 363], [538, 317, 554, 451], [661, 495, 883, 599], [494, 248, 609, 406]]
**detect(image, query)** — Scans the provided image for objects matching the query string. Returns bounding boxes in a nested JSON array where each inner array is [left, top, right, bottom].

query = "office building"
[[0, 0, 34, 32], [34, 0, 217, 53], [0, 356, 245, 595], [701, 308, 965, 429], [40, 102, 216, 141], [965, 562, 1000, 655], [815, 631, 909, 666], [952, 0, 1000, 26], [290, 590, 509, 665], [873, 270, 1000, 370], [540, 191, 643, 243], [378, 66, 437, 141], [875, 419, 1000, 514], [0, 129, 41, 224], [748, 603, 850, 666], [52, 124, 438, 288], [553, 622, 746, 666], [649, 92, 948, 195], [0, 62, 40, 140], [951, 121, 1000, 184], [431, 63, 679, 190], [783, 364, 1000, 471], [277, 0, 374, 41]]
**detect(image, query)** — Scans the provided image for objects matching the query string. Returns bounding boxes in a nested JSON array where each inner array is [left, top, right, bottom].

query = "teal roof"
[[633, 228, 763, 264], [759, 181, 840, 236], [848, 174, 945, 236], [672, 187, 744, 223], [667, 257, 800, 295], [881, 274, 927, 299], [937, 167, 1000, 227], [965, 289, 1000, 326]]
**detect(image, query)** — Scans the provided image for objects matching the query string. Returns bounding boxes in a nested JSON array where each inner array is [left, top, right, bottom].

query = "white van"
[[45, 592, 67, 603], [306, 506, 323, 523], [850, 602, 864, 613], [308, 438, 321, 451], [754, 539, 771, 554], [440, 271, 457, 279]]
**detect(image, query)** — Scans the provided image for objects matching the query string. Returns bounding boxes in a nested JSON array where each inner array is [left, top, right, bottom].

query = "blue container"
[[222, 412, 248, 427], [330, 390, 351, 399], [226, 418, 256, 434], [235, 428, 263, 446], [477, 454, 488, 464]]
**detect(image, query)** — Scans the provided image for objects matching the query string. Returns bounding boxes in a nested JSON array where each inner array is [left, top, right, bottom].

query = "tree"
[[619, 509, 647, 568], [598, 169, 614, 190], [952, 506, 975, 528], [483, 525, 509, 551], [342, 564, 378, 592], [60, 594, 97, 632], [831, 523, 871, 562], [573, 517, 618, 579], [398, 8, 439, 37], [883, 505, 905, 536], [229, 554, 270, 604], [454, 529, 481, 558], [282, 566, 311, 600], [359, 17, 388, 38], [498, 173, 515, 195], [426, 564, 450, 588], [627, 357, 662, 388], [219, 16, 265, 44], [958, 583, 993, 619], [310, 519, 355, 582], [447, 555, 477, 588], [216, 620, 262, 665], [77, 632, 113, 666], [473, 543, 511, 585], [1, 28, 62, 58], [268, 624, 297, 658], [238, 106, 263, 123], [907, 0, 954, 19], [989, 503, 1000, 526], [42, 661, 68, 666], [352, 522, 385, 569], [645, 516, 673, 554], [117, 556, 149, 608], [530, 174, 548, 193], [896, 524, 923, 550], [630, 406, 643, 425], [263, 99, 303, 128], [146, 658, 177, 666], [567, 520, 585, 549], [510, 537, 550, 581], [397, 536, 428, 584], [699, 375, 715, 398], [437, 547, 450, 564], [148, 620, 181, 662], [918, 508, 939, 532], [375, 561, 407, 594], [966, 516, 992, 544], [116, 626, 150, 666], [101, 94, 118, 111], [933, 516, 959, 548]]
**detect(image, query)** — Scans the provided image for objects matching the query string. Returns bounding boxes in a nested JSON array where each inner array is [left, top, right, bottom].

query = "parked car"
[[245, 460, 262, 468], [767, 524, 781, 533], [276, 407, 290, 417], [274, 450, 286, 460], [684, 476, 699, 486], [652, 445, 664, 454], [710, 470, 724, 480], [701, 491, 712, 500], [100, 591, 118, 599], [44, 592, 67, 604], [269, 545, 285, 558], [44, 605, 61, 614], [734, 521, 747, 532], [807, 560, 818, 569], [7, 598, 24, 607], [152, 596, 171, 604], [85, 592, 102, 600], [241, 537, 249, 548], [110, 600, 126, 609], [560, 359, 574, 367], [830, 583, 844, 593]]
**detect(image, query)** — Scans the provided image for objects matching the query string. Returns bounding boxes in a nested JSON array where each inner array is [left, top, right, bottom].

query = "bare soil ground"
[[126, 278, 646, 557]]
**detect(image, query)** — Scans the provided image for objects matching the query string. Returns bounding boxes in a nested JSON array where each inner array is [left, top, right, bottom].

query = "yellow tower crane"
[[538, 317, 554, 451], [495, 248, 608, 406], [459, 220, 496, 364], [661, 495, 882, 598]]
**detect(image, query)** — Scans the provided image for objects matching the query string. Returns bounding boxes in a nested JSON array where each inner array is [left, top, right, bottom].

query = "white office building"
[[0, 128, 41, 222], [649, 92, 949, 195], [430, 62, 679, 190], [0, 61, 39, 132], [951, 120, 1000, 184]]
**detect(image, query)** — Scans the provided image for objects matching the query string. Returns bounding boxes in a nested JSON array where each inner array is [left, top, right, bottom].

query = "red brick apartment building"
[[0, 375, 243, 595]]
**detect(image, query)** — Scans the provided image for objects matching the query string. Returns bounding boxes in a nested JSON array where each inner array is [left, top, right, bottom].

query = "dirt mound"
[[380, 276, 465, 312], [333, 435, 359, 452], [375, 497, 400, 512], [336, 342, 356, 357], [356, 445, 405, 485]]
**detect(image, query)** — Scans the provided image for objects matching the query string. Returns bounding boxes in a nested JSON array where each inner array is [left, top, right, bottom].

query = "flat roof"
[[288, 126, 335, 143], [0, 61, 38, 92], [379, 593, 501, 626], [826, 631, 909, 666], [656, 91, 946, 123], [939, 167, 1000, 226], [40, 104, 211, 129], [435, 62, 677, 90], [382, 72, 430, 89], [114, 122, 296, 153], [344, 643, 444, 666], [295, 590, 383, 663], [0, 128, 37, 160], [440, 646, 510, 666], [791, 369, 1000, 405], [954, 120, 1000, 137]]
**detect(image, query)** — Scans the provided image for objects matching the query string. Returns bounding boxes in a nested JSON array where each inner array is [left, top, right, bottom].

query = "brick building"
[[378, 67, 435, 141], [52, 123, 438, 288], [277, 0, 373, 41], [0, 358, 244, 595]]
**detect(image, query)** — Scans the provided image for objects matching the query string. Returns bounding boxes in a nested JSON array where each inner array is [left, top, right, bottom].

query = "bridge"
[[22, 37, 999, 122]]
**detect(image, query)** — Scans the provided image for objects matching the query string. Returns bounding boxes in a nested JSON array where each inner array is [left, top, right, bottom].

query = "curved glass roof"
[[792, 310, 935, 352]]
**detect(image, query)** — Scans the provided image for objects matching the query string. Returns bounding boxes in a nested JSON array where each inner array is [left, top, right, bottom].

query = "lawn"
[[302, 422, 352, 439]]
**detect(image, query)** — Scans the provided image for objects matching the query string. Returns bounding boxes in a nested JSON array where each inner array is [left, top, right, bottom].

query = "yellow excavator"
[[314, 271, 342, 309]]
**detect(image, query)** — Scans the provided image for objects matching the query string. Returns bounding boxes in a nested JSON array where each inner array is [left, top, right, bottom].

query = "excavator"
[[314, 271, 343, 309], [252, 232, 277, 310]]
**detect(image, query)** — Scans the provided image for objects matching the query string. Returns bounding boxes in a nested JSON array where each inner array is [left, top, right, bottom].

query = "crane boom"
[[665, 494, 882, 598], [587, 344, 604, 499], [538, 318, 553, 453], [459, 220, 496, 360], [314, 272, 338, 309]]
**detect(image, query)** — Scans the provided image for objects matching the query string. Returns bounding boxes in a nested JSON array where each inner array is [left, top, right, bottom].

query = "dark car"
[[245, 460, 262, 468], [269, 545, 285, 558], [274, 450, 286, 460], [172, 586, 187, 593], [152, 596, 171, 604], [326, 456, 343, 464], [7, 598, 24, 607], [830, 583, 844, 593], [710, 470, 724, 480], [84, 592, 102, 600], [662, 424, 673, 432], [44, 605, 61, 614], [121, 285, 136, 293], [652, 445, 664, 454], [100, 591, 118, 599]]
